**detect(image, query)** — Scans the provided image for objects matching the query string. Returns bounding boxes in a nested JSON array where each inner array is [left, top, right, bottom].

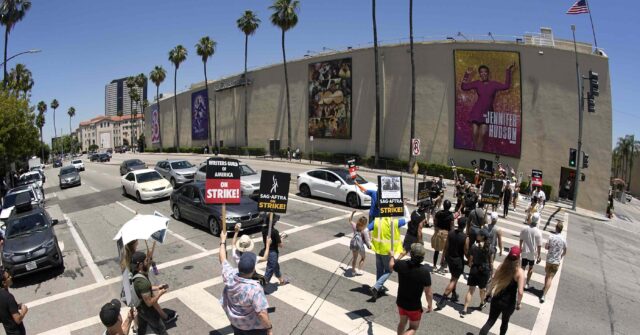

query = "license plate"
[[25, 261, 37, 271]]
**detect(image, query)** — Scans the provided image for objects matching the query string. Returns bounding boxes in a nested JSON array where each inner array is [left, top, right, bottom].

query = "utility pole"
[[571, 25, 583, 211]]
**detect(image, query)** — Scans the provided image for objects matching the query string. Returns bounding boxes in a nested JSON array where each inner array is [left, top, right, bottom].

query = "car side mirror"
[[193, 197, 201, 204], [52, 219, 59, 226], [334, 180, 342, 186]]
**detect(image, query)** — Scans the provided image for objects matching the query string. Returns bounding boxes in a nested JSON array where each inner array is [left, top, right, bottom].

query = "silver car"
[[195, 161, 261, 197], [155, 159, 197, 188]]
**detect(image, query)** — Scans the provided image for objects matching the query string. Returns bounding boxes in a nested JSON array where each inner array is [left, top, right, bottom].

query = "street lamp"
[[0, 49, 41, 67]]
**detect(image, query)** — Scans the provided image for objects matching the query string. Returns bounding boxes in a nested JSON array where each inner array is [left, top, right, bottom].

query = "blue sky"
[[8, 0, 637, 147]]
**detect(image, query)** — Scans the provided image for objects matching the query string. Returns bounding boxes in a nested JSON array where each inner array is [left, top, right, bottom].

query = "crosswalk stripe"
[[298, 253, 530, 335], [176, 286, 231, 331]]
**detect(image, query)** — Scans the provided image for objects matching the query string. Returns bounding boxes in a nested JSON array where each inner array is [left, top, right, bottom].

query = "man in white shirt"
[[541, 221, 567, 303], [519, 213, 542, 289], [532, 187, 546, 211]]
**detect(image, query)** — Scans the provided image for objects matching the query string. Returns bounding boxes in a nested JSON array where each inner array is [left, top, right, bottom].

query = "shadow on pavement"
[[11, 265, 65, 288]]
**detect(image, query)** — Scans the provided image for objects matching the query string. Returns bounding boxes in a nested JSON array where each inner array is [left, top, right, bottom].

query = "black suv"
[[1, 193, 63, 277], [97, 153, 111, 162]]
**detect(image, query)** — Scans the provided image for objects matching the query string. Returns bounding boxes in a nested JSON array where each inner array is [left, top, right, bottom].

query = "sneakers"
[[370, 287, 378, 302], [163, 311, 178, 324], [525, 283, 530, 290], [478, 302, 486, 310], [540, 296, 546, 303], [459, 310, 467, 318]]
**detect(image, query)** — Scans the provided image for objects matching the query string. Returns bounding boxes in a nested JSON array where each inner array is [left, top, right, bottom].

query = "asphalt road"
[[1, 152, 636, 335]]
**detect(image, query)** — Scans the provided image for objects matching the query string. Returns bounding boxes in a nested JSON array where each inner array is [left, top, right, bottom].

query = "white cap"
[[491, 212, 499, 222], [531, 212, 541, 224]]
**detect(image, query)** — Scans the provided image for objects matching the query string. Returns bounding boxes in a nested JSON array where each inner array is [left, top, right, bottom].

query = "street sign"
[[411, 138, 421, 156], [258, 170, 291, 213], [347, 158, 357, 179], [532, 169, 543, 187], [481, 179, 504, 205], [205, 158, 241, 204], [378, 175, 404, 217]]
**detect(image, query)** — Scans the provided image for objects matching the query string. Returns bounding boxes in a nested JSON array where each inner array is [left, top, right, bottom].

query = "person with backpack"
[[347, 212, 371, 275], [484, 212, 504, 273], [460, 229, 492, 318], [461, 185, 478, 218], [467, 202, 487, 248], [130, 252, 176, 335]]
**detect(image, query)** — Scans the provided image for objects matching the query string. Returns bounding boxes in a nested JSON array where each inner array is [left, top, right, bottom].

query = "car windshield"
[[127, 160, 144, 166], [331, 170, 367, 185], [6, 212, 48, 237], [20, 173, 41, 182], [137, 171, 162, 183], [171, 161, 193, 169], [60, 167, 76, 175], [72, 160, 82, 164], [240, 165, 257, 176]]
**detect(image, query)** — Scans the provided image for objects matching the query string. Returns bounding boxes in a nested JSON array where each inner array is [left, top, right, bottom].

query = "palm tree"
[[195, 36, 216, 148], [169, 45, 187, 152], [67, 106, 75, 153], [408, 0, 416, 170], [135, 73, 147, 149], [371, 0, 381, 166], [270, 0, 299, 149], [129, 88, 140, 149], [150, 65, 167, 151], [36, 100, 46, 161], [125, 76, 136, 148], [51, 99, 59, 153], [0, 0, 31, 87], [237, 10, 260, 147], [7, 63, 33, 97]]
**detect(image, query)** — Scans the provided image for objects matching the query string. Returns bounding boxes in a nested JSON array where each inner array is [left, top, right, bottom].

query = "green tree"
[[67, 106, 75, 153], [615, 135, 640, 191], [129, 87, 140, 149], [196, 36, 216, 148], [51, 98, 59, 153], [270, 0, 299, 149], [372, 0, 381, 166], [237, 10, 260, 147], [36, 100, 46, 161], [0, 0, 31, 87], [150, 65, 166, 151], [0, 90, 39, 167], [6, 63, 33, 98], [134, 73, 147, 150], [168, 45, 187, 152]]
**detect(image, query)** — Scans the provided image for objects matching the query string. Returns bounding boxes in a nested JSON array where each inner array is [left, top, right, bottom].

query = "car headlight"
[[2, 251, 14, 259], [43, 239, 56, 250], [141, 188, 150, 192]]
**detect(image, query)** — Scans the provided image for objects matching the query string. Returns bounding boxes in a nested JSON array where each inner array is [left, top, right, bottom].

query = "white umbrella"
[[113, 214, 169, 245]]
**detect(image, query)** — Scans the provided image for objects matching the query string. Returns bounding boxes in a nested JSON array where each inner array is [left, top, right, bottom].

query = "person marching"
[[460, 229, 492, 318], [432, 200, 454, 273], [368, 214, 407, 302], [519, 213, 542, 290], [0, 266, 28, 335], [512, 179, 520, 212], [131, 252, 175, 335], [261, 220, 289, 286], [355, 181, 379, 224], [484, 212, 504, 272], [347, 211, 372, 275], [524, 197, 540, 225], [479, 246, 525, 335], [399, 202, 426, 260], [231, 224, 272, 285], [436, 217, 469, 308], [389, 243, 433, 335], [502, 181, 513, 218], [100, 299, 136, 335], [467, 201, 487, 248], [541, 221, 567, 303]]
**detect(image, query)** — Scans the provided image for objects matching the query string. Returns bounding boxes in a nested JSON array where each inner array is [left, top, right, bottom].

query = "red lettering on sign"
[[205, 179, 241, 204]]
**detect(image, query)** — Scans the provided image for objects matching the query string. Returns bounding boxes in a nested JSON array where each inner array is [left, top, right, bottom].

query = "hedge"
[[145, 146, 266, 156]]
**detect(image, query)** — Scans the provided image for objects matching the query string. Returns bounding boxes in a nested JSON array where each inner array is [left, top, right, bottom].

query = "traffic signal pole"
[[571, 25, 583, 211]]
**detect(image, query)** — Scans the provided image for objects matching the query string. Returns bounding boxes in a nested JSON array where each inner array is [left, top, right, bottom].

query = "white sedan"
[[296, 168, 377, 208], [121, 169, 173, 202]]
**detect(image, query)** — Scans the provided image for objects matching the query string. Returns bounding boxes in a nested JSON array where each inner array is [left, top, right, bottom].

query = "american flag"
[[566, 0, 590, 15]]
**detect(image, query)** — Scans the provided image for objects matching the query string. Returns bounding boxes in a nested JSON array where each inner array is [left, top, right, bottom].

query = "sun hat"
[[235, 235, 254, 253]]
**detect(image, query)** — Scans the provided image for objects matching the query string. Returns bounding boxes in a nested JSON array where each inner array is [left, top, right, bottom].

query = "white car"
[[195, 161, 261, 197], [296, 168, 377, 208], [18, 171, 44, 190], [121, 169, 173, 202], [71, 159, 85, 171]]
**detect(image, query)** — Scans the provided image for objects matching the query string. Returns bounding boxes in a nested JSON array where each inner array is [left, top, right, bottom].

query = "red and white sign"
[[205, 158, 241, 204], [531, 169, 543, 187], [347, 159, 357, 179], [411, 138, 421, 156]]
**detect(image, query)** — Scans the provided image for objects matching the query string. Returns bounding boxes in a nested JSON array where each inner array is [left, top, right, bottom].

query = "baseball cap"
[[491, 212, 499, 222], [235, 235, 254, 253], [99, 299, 122, 327], [238, 252, 257, 274], [410, 243, 426, 258], [508, 246, 521, 260], [131, 251, 146, 266]]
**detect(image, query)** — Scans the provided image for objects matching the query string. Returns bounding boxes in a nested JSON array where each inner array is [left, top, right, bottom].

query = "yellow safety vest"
[[371, 217, 403, 255]]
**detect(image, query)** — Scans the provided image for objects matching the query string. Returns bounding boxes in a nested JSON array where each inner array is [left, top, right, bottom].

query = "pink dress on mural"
[[461, 69, 512, 124]]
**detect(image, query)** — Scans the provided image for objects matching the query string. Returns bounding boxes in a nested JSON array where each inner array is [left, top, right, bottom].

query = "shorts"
[[521, 258, 535, 268], [430, 229, 448, 251], [545, 263, 560, 275], [467, 270, 489, 289], [446, 256, 464, 278], [398, 305, 423, 322]]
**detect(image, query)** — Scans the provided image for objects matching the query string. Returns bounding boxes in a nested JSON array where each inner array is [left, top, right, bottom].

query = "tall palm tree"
[[125, 76, 136, 148], [7, 63, 33, 97], [0, 0, 31, 87], [129, 88, 140, 148], [135, 73, 147, 148], [237, 10, 260, 147], [408, 0, 416, 170], [270, 0, 299, 149], [67, 106, 75, 153], [150, 65, 167, 151], [169, 45, 187, 152], [372, 0, 381, 166], [51, 99, 59, 153], [195, 36, 216, 148], [36, 100, 46, 161]]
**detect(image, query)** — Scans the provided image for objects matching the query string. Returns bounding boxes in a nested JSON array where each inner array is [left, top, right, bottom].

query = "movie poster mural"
[[151, 105, 160, 144], [191, 89, 209, 141], [308, 58, 352, 139], [454, 50, 522, 157]]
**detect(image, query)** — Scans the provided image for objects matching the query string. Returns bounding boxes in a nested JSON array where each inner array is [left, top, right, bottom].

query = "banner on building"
[[454, 50, 522, 158], [191, 89, 209, 141], [205, 158, 241, 204], [151, 105, 160, 144], [258, 171, 291, 213], [378, 175, 404, 217], [308, 58, 352, 139]]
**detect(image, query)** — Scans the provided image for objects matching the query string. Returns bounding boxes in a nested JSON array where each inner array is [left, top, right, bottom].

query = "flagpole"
[[585, 0, 598, 50]]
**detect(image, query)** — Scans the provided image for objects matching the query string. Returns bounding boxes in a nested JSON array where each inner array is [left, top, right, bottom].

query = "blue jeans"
[[373, 254, 392, 291], [264, 251, 281, 283]]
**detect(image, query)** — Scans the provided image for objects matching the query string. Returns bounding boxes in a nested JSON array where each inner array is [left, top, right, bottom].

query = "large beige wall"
[[145, 41, 612, 212]]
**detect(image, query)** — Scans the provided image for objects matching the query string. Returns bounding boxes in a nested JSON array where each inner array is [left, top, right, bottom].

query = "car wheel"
[[208, 216, 221, 236], [170, 178, 176, 188], [173, 204, 181, 220], [347, 192, 360, 208], [136, 191, 142, 203], [300, 184, 311, 197]]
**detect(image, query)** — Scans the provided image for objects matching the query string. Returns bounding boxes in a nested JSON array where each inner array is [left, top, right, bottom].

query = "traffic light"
[[582, 152, 589, 169], [569, 148, 577, 167], [589, 70, 599, 97], [587, 92, 596, 113]]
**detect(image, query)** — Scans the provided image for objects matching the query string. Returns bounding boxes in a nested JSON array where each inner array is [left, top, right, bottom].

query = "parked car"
[[169, 182, 267, 236], [53, 159, 63, 168], [1, 185, 44, 220], [96, 153, 111, 162], [88, 153, 99, 162], [121, 169, 172, 202], [296, 168, 377, 208], [195, 160, 261, 197], [114, 146, 125, 154], [58, 166, 81, 189], [71, 159, 85, 171], [17, 171, 44, 190], [155, 159, 197, 188], [120, 159, 147, 176], [0, 193, 63, 277]]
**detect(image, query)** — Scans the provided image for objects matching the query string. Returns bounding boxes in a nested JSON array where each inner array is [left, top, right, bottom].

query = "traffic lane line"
[[63, 214, 105, 283]]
